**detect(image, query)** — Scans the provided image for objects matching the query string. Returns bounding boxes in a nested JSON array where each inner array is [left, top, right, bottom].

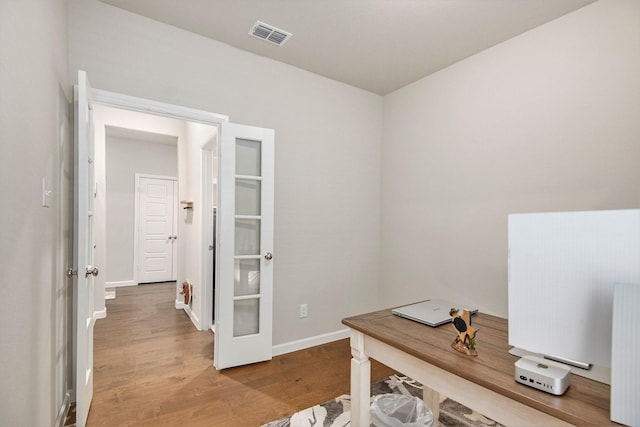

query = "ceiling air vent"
[[249, 21, 292, 46]]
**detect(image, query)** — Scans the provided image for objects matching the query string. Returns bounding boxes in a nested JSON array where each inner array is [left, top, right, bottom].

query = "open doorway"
[[103, 125, 179, 287], [75, 75, 275, 426], [93, 102, 221, 332], [84, 83, 275, 371]]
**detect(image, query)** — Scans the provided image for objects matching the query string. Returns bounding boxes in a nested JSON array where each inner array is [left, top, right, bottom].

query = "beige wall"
[[68, 0, 639, 353], [68, 0, 383, 346], [380, 0, 640, 317], [0, 0, 72, 425], [105, 134, 178, 283]]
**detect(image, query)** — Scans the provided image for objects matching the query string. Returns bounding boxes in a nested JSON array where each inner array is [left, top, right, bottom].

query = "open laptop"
[[392, 299, 478, 327]]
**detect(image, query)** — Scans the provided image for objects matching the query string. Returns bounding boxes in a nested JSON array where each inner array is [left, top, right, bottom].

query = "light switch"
[[42, 177, 52, 208]]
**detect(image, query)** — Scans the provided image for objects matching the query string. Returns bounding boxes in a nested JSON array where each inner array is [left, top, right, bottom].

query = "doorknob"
[[85, 266, 99, 277], [264, 252, 273, 260]]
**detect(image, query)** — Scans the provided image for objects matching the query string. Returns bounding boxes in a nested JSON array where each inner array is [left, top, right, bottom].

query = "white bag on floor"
[[370, 394, 434, 427]]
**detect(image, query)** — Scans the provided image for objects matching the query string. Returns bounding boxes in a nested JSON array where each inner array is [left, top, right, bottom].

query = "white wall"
[[105, 133, 178, 283], [69, 0, 384, 346], [181, 121, 218, 329], [380, 0, 640, 317], [0, 0, 72, 425]]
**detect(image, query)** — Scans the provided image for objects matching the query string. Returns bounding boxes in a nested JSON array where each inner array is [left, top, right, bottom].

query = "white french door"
[[74, 70, 97, 427], [136, 176, 178, 283], [214, 123, 275, 369]]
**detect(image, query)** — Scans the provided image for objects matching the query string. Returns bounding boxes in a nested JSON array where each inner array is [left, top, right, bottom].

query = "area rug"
[[261, 374, 503, 427]]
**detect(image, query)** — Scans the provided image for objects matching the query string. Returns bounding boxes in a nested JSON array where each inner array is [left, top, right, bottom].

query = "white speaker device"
[[514, 355, 570, 395], [610, 282, 640, 426]]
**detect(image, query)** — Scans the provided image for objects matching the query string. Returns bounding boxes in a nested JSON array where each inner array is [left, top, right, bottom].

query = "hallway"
[[88, 283, 393, 426]]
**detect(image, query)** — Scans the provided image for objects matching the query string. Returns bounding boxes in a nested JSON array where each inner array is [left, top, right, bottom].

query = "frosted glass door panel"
[[236, 179, 261, 216], [235, 219, 260, 255], [233, 138, 262, 337], [234, 299, 260, 337], [236, 139, 261, 176], [234, 259, 260, 296]]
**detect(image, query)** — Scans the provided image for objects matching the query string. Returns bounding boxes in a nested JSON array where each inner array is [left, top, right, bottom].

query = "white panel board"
[[508, 209, 640, 369], [611, 282, 640, 426]]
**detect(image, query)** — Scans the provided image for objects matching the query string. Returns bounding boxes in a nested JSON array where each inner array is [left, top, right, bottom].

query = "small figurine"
[[449, 308, 479, 356], [180, 281, 192, 305]]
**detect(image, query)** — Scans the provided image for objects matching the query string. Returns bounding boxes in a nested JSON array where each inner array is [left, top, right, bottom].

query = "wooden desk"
[[342, 309, 614, 427]]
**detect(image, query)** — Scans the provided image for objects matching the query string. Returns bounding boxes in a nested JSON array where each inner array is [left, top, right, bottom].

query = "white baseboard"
[[106, 280, 136, 288], [272, 328, 350, 357], [95, 308, 107, 320], [178, 302, 200, 330], [55, 392, 71, 427], [105, 289, 116, 300]]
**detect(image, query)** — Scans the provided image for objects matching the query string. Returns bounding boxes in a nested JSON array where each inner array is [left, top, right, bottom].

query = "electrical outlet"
[[299, 303, 308, 318]]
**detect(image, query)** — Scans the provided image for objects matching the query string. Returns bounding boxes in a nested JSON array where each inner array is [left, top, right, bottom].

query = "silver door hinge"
[[66, 268, 78, 277]]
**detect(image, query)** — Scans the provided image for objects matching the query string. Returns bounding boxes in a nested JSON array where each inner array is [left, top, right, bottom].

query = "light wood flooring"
[[87, 282, 394, 426]]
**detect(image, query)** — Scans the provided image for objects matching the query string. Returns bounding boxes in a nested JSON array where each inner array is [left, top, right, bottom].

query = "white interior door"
[[74, 70, 97, 427], [214, 123, 274, 370], [137, 176, 177, 283]]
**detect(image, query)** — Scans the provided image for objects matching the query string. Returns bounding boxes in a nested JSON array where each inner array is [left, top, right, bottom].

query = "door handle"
[[264, 252, 273, 260], [85, 266, 99, 277]]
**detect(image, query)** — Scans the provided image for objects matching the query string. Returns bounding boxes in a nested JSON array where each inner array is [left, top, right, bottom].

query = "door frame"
[[92, 89, 228, 334], [201, 145, 216, 332], [133, 174, 178, 285]]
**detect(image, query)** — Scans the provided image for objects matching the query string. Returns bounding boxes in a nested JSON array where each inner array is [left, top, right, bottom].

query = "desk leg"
[[423, 385, 440, 422], [350, 330, 371, 427]]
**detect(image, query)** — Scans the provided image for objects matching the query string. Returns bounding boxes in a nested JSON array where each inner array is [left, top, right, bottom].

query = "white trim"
[[175, 299, 186, 310], [89, 87, 229, 359], [201, 147, 214, 331], [91, 88, 228, 335], [92, 89, 229, 125], [105, 280, 136, 288], [55, 392, 71, 427], [94, 308, 107, 320], [182, 304, 200, 328], [135, 173, 179, 181], [272, 328, 351, 357], [104, 289, 116, 300]]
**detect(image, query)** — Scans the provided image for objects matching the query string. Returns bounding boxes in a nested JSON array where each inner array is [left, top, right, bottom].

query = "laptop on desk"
[[392, 299, 478, 327]]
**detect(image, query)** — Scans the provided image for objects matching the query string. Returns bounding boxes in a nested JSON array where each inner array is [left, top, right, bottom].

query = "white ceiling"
[[98, 0, 597, 95]]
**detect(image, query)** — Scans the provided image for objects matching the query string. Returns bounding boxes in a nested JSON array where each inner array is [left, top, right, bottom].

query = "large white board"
[[508, 209, 640, 369]]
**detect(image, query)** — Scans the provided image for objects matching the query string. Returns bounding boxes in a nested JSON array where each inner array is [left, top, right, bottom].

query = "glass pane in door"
[[232, 137, 262, 338], [234, 259, 260, 296], [234, 299, 260, 336], [236, 178, 261, 216], [235, 219, 260, 255], [236, 139, 261, 176]]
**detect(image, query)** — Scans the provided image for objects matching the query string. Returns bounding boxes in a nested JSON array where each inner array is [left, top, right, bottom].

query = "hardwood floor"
[[88, 283, 394, 426]]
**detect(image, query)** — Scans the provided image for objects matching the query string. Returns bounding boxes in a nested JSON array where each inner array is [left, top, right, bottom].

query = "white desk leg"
[[423, 385, 440, 422], [350, 330, 371, 427]]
